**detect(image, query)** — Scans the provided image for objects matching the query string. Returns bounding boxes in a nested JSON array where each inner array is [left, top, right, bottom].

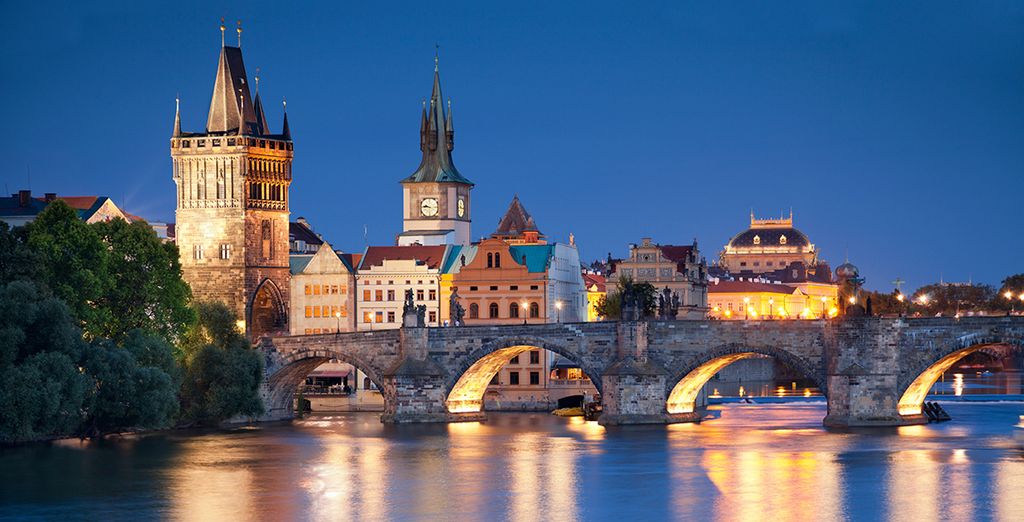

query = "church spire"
[[172, 96, 182, 137], [445, 98, 453, 151], [402, 52, 471, 185], [252, 69, 268, 135]]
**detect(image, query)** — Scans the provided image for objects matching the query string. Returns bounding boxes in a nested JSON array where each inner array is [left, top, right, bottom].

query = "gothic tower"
[[170, 26, 293, 339], [397, 54, 473, 246]]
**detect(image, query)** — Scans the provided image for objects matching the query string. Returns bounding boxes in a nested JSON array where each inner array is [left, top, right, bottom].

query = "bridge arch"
[[444, 335, 602, 414], [263, 341, 392, 419], [896, 334, 1022, 416], [665, 343, 826, 415]]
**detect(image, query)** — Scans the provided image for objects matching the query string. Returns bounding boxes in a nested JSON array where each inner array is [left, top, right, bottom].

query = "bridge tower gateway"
[[171, 23, 293, 339]]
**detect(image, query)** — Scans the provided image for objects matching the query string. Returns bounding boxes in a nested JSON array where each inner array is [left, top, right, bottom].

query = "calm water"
[[2, 403, 1023, 521]]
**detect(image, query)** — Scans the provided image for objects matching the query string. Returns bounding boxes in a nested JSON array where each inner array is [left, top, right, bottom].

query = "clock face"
[[420, 198, 439, 217], [457, 198, 465, 217]]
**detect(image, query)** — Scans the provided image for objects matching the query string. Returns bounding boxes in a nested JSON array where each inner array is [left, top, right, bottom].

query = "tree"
[[178, 302, 264, 425], [92, 218, 194, 344], [910, 282, 997, 316], [26, 201, 111, 337], [993, 273, 1024, 312], [0, 281, 90, 443], [0, 221, 39, 284], [859, 290, 905, 316], [595, 277, 658, 320]]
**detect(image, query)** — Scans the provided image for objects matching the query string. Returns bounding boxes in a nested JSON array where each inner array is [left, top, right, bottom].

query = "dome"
[[835, 262, 859, 279], [726, 227, 810, 249]]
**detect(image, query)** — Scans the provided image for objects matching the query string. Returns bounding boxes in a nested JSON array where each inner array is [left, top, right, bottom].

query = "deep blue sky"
[[2, 1, 1022, 292]]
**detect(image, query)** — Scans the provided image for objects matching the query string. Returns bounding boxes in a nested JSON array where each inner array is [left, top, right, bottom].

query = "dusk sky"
[[2, 1, 1021, 292]]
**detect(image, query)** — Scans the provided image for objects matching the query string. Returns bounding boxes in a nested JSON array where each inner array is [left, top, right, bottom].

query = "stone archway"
[[665, 344, 826, 415], [896, 342, 1020, 416], [249, 278, 287, 340], [444, 336, 602, 415], [263, 347, 391, 421]]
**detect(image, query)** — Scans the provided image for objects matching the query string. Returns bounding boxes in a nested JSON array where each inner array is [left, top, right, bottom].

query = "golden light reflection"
[[897, 345, 993, 416], [995, 454, 1024, 520], [565, 416, 606, 442], [168, 439, 257, 521], [886, 451, 939, 521], [666, 353, 758, 414], [953, 373, 964, 396], [447, 345, 538, 413]]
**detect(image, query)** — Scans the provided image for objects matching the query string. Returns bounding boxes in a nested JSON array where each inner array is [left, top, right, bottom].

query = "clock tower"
[[397, 54, 473, 246]]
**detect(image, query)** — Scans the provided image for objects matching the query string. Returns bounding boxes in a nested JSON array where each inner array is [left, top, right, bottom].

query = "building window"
[[660, 268, 673, 277], [529, 371, 540, 385], [509, 303, 519, 318], [363, 312, 372, 323], [489, 286, 498, 291], [753, 235, 761, 245], [510, 285, 518, 291], [261, 220, 273, 259], [489, 302, 499, 318], [305, 285, 312, 295], [305, 306, 313, 318], [387, 289, 395, 301], [363, 290, 371, 301], [753, 262, 760, 267], [313, 307, 321, 318], [530, 285, 539, 290], [529, 302, 540, 318], [469, 286, 478, 291], [314, 285, 321, 295], [487, 253, 493, 268], [530, 350, 540, 364], [490, 374, 499, 386], [779, 235, 787, 245], [621, 269, 632, 277], [429, 311, 437, 323], [387, 311, 395, 323], [509, 372, 520, 385], [331, 285, 338, 294], [469, 303, 479, 319], [375, 312, 383, 323], [417, 289, 425, 301], [511, 355, 520, 364], [216, 173, 225, 199], [429, 289, 436, 300], [375, 290, 383, 301], [740, 262, 747, 267], [193, 245, 203, 260], [339, 306, 348, 317], [494, 253, 501, 268], [767, 261, 773, 267]]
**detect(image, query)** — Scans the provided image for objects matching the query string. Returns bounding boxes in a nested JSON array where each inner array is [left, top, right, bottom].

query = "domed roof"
[[835, 262, 859, 278], [727, 226, 810, 249]]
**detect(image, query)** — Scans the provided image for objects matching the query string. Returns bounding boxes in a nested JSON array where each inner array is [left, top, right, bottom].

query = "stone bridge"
[[258, 316, 1024, 427]]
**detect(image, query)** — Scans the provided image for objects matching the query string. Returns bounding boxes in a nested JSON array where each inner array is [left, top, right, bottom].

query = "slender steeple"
[[206, 25, 257, 134], [281, 98, 291, 140], [402, 52, 472, 185], [445, 98, 453, 151], [252, 69, 268, 135], [172, 96, 182, 137]]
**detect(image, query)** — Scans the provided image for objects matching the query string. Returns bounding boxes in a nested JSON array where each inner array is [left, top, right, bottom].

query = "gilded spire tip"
[[220, 18, 226, 47], [236, 20, 242, 47]]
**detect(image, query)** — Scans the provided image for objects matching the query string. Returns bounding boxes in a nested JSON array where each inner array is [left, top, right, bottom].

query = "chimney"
[[18, 190, 30, 207], [44, 193, 57, 203]]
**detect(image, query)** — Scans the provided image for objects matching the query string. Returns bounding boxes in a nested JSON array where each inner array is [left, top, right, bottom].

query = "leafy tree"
[[26, 201, 111, 337], [0, 281, 90, 443], [859, 290, 905, 316], [595, 277, 658, 319], [92, 218, 194, 344], [0, 222, 39, 284], [910, 282, 997, 316], [993, 273, 1024, 312], [178, 302, 264, 425]]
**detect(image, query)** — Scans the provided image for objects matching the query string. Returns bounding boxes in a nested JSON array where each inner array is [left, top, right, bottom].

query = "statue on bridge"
[[450, 287, 465, 326], [403, 289, 426, 327], [658, 287, 681, 320]]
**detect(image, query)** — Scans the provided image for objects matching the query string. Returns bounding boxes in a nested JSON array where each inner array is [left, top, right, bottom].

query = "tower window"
[[193, 245, 203, 260], [220, 244, 231, 259], [261, 220, 273, 259]]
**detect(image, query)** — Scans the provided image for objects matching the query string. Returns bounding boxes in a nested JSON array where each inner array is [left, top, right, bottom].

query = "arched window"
[[529, 302, 540, 318], [261, 220, 272, 259], [509, 303, 519, 318], [216, 172, 225, 199], [489, 302, 500, 319], [487, 253, 493, 268], [196, 174, 206, 200], [469, 303, 479, 319], [495, 253, 501, 268]]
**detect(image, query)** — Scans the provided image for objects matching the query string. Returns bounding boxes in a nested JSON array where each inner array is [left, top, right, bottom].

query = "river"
[[1, 402, 1022, 521]]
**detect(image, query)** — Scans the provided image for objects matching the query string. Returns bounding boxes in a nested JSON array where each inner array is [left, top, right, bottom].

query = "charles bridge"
[[258, 316, 1024, 427]]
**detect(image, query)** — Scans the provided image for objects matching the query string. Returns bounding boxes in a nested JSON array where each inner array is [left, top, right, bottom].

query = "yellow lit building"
[[583, 272, 606, 321], [708, 280, 839, 320]]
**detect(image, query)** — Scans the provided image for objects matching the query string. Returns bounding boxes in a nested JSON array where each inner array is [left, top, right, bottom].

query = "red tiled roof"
[[658, 245, 693, 263], [583, 272, 606, 292], [359, 246, 447, 270], [709, 280, 797, 294]]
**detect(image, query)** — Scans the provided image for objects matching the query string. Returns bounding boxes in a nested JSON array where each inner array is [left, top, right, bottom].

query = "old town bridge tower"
[[170, 25, 293, 339]]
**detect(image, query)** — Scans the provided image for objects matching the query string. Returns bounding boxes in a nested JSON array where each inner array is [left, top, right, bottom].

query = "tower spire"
[[236, 20, 242, 47], [237, 89, 245, 136], [281, 98, 291, 140], [173, 95, 182, 137], [220, 18, 225, 47], [252, 67, 268, 135]]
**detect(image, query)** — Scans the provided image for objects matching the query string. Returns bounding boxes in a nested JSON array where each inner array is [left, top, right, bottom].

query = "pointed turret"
[[253, 92, 269, 135], [492, 195, 543, 242], [445, 98, 454, 151], [281, 99, 291, 140], [172, 97, 182, 137], [206, 45, 257, 134], [402, 54, 471, 185]]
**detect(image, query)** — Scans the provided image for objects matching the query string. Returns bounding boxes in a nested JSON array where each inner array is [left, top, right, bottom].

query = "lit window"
[[375, 290, 383, 301], [305, 285, 312, 296], [753, 235, 761, 245], [375, 312, 383, 323], [322, 306, 330, 317], [313, 307, 321, 318], [193, 245, 203, 260], [305, 306, 312, 318], [363, 290, 371, 301], [220, 244, 231, 259], [363, 312, 372, 323], [314, 285, 321, 296], [779, 235, 787, 245]]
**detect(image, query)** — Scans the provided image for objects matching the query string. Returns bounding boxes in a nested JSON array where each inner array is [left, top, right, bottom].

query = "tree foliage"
[[596, 277, 658, 320], [910, 283, 996, 316]]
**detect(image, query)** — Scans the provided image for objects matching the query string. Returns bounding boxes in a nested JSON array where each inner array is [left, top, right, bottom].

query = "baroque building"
[[170, 30, 293, 338], [397, 55, 473, 246], [606, 238, 710, 319]]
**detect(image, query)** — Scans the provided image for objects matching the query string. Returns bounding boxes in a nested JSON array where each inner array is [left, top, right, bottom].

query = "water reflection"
[[1, 404, 1022, 520]]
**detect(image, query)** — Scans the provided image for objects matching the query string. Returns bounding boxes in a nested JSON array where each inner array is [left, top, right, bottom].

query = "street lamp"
[[768, 297, 775, 319], [820, 296, 828, 319], [1006, 290, 1016, 316], [555, 301, 563, 323], [335, 311, 341, 335], [896, 293, 905, 317], [521, 301, 528, 325], [743, 296, 751, 320]]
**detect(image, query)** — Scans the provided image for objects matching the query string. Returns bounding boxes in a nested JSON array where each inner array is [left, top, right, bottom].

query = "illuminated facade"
[[170, 34, 293, 338], [289, 242, 356, 335], [355, 245, 451, 331], [583, 272, 607, 322], [707, 280, 838, 320], [719, 211, 830, 281], [397, 55, 473, 246], [606, 238, 709, 319]]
